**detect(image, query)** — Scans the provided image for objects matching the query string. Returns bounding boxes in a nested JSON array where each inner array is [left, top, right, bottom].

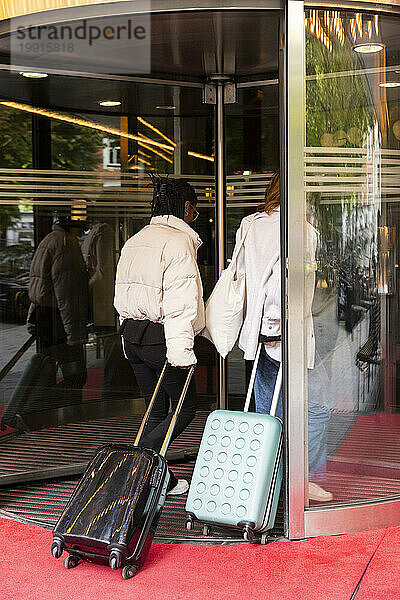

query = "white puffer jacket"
[[114, 215, 205, 367]]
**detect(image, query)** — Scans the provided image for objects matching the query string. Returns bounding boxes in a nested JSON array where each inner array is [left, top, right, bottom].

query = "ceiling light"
[[99, 100, 121, 107], [20, 72, 48, 78], [187, 151, 214, 162], [379, 82, 400, 88], [155, 105, 176, 110], [353, 43, 384, 54]]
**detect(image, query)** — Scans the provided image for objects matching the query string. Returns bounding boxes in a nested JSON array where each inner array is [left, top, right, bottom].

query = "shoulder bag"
[[201, 219, 253, 357]]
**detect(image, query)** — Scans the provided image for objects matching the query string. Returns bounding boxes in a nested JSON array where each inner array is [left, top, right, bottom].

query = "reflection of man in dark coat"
[[81, 218, 136, 401], [81, 222, 115, 331], [27, 217, 89, 402]]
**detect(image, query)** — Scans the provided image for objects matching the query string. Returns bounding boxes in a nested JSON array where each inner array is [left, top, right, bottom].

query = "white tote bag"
[[201, 220, 253, 358]]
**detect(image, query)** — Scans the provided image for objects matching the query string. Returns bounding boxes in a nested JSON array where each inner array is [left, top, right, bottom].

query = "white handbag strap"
[[229, 218, 254, 275], [244, 343, 282, 416]]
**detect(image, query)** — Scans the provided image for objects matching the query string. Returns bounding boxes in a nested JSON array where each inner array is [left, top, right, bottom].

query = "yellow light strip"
[[310, 10, 315, 34], [138, 157, 151, 167], [315, 11, 331, 51], [0, 101, 174, 151], [375, 15, 379, 36], [306, 11, 331, 51], [188, 151, 214, 162], [137, 132, 174, 154], [356, 13, 363, 37], [306, 10, 344, 49], [350, 18, 357, 41], [138, 150, 151, 159], [137, 139, 173, 164], [137, 116, 176, 147], [333, 11, 345, 46]]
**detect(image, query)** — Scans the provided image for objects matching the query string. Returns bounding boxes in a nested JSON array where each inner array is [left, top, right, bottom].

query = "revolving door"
[[0, 0, 399, 541], [0, 3, 283, 540]]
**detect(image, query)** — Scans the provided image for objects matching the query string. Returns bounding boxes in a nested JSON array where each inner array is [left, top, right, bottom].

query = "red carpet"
[[357, 527, 400, 599], [0, 518, 397, 600], [328, 414, 400, 479]]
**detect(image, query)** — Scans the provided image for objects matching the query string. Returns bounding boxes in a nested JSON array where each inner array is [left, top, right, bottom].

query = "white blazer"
[[234, 209, 317, 368]]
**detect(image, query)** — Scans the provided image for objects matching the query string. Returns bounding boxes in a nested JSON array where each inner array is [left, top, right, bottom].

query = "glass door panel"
[[0, 76, 216, 479], [304, 8, 400, 508], [225, 83, 280, 410]]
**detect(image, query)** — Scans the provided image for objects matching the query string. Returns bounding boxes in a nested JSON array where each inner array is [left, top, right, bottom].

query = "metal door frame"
[[283, 0, 307, 540]]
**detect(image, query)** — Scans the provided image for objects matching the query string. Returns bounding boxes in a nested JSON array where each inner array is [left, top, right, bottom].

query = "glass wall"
[[304, 8, 400, 507], [0, 79, 216, 445], [0, 10, 284, 519]]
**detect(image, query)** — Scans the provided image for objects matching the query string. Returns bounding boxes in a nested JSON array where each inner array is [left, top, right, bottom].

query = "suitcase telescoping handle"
[[0, 335, 36, 384], [244, 336, 282, 416], [134, 362, 195, 457]]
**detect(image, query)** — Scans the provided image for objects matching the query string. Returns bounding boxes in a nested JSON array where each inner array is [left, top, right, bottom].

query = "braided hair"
[[150, 174, 197, 220]]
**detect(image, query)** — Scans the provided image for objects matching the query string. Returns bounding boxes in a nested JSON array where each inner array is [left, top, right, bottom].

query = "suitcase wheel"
[[242, 526, 255, 542], [64, 555, 80, 569], [121, 565, 138, 580], [202, 524, 211, 536], [185, 514, 195, 531], [109, 550, 122, 570], [51, 539, 64, 559]]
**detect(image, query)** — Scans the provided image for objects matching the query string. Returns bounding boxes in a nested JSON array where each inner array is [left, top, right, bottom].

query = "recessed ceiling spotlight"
[[99, 100, 121, 107], [353, 43, 384, 54], [155, 105, 176, 110], [379, 82, 400, 88], [20, 72, 48, 78]]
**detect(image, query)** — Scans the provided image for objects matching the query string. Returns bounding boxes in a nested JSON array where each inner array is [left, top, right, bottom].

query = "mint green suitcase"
[[185, 344, 282, 544]]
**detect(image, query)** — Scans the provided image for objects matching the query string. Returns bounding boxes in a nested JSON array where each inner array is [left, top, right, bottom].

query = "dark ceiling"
[[0, 10, 280, 116], [0, 10, 280, 80]]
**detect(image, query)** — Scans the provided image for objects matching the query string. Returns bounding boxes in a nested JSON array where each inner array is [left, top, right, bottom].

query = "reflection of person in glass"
[[26, 215, 89, 403], [81, 216, 135, 402], [114, 176, 204, 495], [233, 172, 333, 502]]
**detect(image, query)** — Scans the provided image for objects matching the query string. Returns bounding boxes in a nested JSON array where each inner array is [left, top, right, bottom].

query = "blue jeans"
[[254, 346, 333, 480]]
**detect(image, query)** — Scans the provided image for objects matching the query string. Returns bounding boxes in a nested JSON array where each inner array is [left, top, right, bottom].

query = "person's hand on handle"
[[264, 341, 278, 348], [27, 323, 36, 336], [260, 333, 281, 348]]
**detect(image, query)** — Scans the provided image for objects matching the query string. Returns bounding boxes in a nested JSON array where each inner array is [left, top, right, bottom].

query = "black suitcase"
[[51, 362, 194, 580]]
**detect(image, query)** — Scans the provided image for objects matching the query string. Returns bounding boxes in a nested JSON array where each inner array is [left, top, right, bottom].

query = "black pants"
[[100, 331, 137, 402], [123, 339, 197, 489]]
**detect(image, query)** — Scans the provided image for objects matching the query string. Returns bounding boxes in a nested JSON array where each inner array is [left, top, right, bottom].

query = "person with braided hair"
[[114, 176, 204, 495]]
